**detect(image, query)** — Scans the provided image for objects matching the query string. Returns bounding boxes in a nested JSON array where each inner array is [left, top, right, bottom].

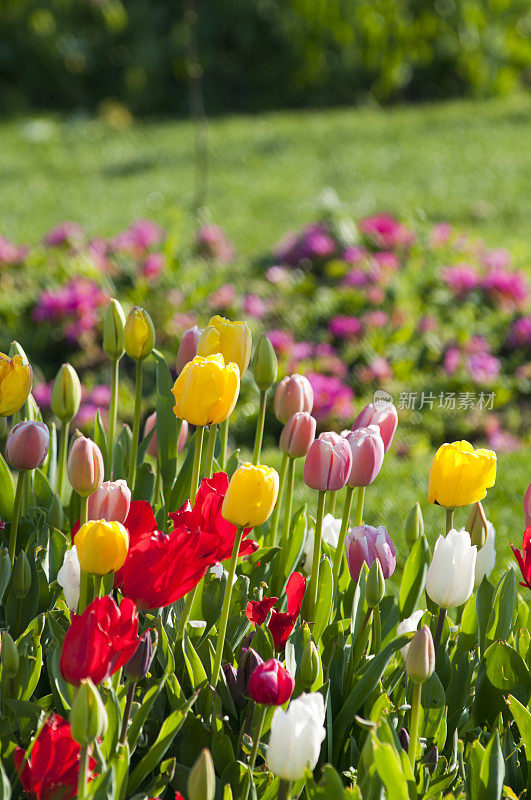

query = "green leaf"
[[507, 694, 531, 796], [313, 555, 333, 643], [398, 534, 429, 618], [132, 461, 155, 502], [476, 575, 495, 655], [183, 632, 208, 689], [94, 409, 109, 479], [457, 593, 478, 651], [484, 642, 530, 704], [154, 350, 180, 496], [0, 547, 11, 603], [0, 452, 14, 521], [479, 730, 504, 800], [485, 569, 516, 649], [33, 469, 54, 508], [305, 764, 346, 799], [0, 761, 11, 800], [371, 733, 410, 800], [419, 672, 447, 749]]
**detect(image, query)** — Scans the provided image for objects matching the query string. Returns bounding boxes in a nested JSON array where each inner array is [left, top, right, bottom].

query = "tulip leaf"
[[132, 461, 155, 503], [476, 575, 495, 655], [507, 694, 531, 796], [33, 469, 54, 508], [182, 632, 208, 689], [457, 594, 478, 651], [398, 534, 429, 619], [446, 649, 474, 746], [100, 685, 122, 762], [94, 409, 109, 479], [478, 730, 505, 800], [0, 452, 14, 522], [313, 555, 333, 644], [484, 642, 530, 702], [8, 615, 43, 702], [154, 351, 180, 496], [485, 569, 517, 649], [0, 547, 11, 604], [305, 764, 347, 799], [5, 543, 40, 638], [0, 761, 10, 800], [371, 733, 410, 800], [419, 672, 447, 749]]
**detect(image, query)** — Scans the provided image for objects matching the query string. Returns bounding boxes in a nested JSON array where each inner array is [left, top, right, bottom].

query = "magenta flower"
[[443, 347, 461, 375], [268, 329, 295, 356], [342, 246, 367, 264], [89, 385, 112, 407], [0, 235, 26, 265], [196, 224, 235, 263], [482, 248, 511, 271], [243, 294, 266, 318], [43, 221, 84, 248], [207, 283, 235, 310], [342, 268, 371, 288], [306, 373, 354, 421], [141, 253, 164, 281], [373, 251, 399, 271], [468, 353, 500, 384], [33, 382, 53, 409], [328, 316, 363, 340], [443, 264, 481, 297], [483, 269, 528, 310], [359, 214, 414, 250], [508, 316, 531, 348], [345, 524, 396, 582], [429, 223, 453, 247]]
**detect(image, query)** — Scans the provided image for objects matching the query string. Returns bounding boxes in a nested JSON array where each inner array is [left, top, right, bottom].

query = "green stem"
[[433, 606, 447, 657], [8, 470, 27, 567], [119, 681, 136, 745], [308, 490, 327, 622], [153, 459, 162, 506], [176, 583, 198, 641], [56, 420, 70, 500], [372, 604, 381, 654], [252, 390, 268, 466], [204, 423, 217, 479], [327, 490, 337, 516], [278, 780, 291, 800], [190, 425, 205, 502], [79, 495, 89, 526], [446, 507, 454, 533], [77, 744, 90, 800], [212, 525, 244, 686], [280, 457, 296, 547], [332, 485, 354, 591], [78, 570, 90, 614], [408, 681, 422, 768], [351, 607, 373, 670], [127, 359, 143, 492], [268, 452, 289, 546], [354, 485, 366, 526], [243, 704, 267, 800], [219, 417, 229, 470], [107, 358, 120, 479]]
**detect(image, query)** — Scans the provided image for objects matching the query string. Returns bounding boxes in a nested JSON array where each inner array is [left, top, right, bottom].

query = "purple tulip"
[[176, 326, 203, 374], [344, 524, 396, 582], [344, 425, 385, 487], [303, 432, 352, 492], [279, 412, 316, 459], [274, 374, 313, 424], [352, 400, 398, 453]]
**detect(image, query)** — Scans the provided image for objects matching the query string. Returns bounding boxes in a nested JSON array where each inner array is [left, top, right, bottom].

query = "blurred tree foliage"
[[1, 0, 530, 115]]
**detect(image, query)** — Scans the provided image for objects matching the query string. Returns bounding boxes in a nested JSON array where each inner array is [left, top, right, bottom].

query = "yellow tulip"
[[74, 519, 129, 574], [124, 306, 155, 361], [172, 354, 240, 426], [428, 440, 496, 508], [197, 315, 252, 375], [222, 462, 279, 527], [0, 353, 33, 416]]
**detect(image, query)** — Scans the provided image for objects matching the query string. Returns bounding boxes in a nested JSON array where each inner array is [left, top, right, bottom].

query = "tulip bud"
[[123, 630, 155, 682], [248, 658, 295, 705], [405, 502, 424, 547], [222, 463, 279, 527], [525, 481, 531, 528], [51, 364, 82, 423], [143, 411, 188, 458], [351, 399, 398, 454], [303, 432, 352, 492], [69, 679, 108, 746], [253, 334, 278, 391], [405, 625, 435, 684], [6, 420, 50, 471], [124, 306, 156, 361], [103, 298, 126, 360], [0, 351, 33, 417], [67, 434, 104, 497], [176, 326, 203, 374], [274, 374, 313, 424], [366, 558, 385, 608], [1, 631, 19, 677], [223, 663, 245, 710], [197, 315, 252, 374], [299, 640, 320, 690], [344, 425, 385, 488], [57, 547, 80, 611], [424, 745, 439, 771], [344, 525, 396, 583], [236, 647, 264, 697], [12, 550, 31, 599], [279, 412, 316, 459], [88, 479, 131, 524], [466, 501, 488, 548], [74, 519, 129, 575], [47, 494, 64, 529], [187, 749, 216, 800], [398, 728, 409, 753]]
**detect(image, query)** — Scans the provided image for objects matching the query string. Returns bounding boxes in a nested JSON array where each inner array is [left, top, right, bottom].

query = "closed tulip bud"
[[1, 631, 19, 678], [274, 374, 313, 424], [466, 501, 488, 548], [398, 728, 410, 752], [280, 412, 316, 459], [172, 354, 240, 427], [12, 550, 31, 599], [405, 625, 435, 684], [366, 558, 385, 608], [6, 420, 50, 471], [248, 658, 295, 705], [69, 679, 108, 746], [51, 364, 82, 423], [143, 411, 188, 458], [344, 524, 396, 583], [74, 519, 129, 575], [124, 306, 156, 361], [424, 745, 439, 771], [67, 434, 104, 497], [236, 647, 264, 697], [303, 432, 352, 492], [428, 440, 496, 508], [222, 463, 279, 527], [124, 630, 155, 682], [224, 663, 245, 710], [176, 326, 203, 374], [187, 749, 215, 800], [299, 639, 320, 690], [88, 479, 131, 524], [0, 352, 33, 417], [426, 528, 476, 608], [57, 547, 80, 611], [267, 693, 326, 781], [47, 494, 64, 529], [253, 334, 278, 391], [405, 502, 424, 547], [525, 482, 531, 528], [103, 298, 126, 360], [344, 425, 385, 487], [197, 315, 252, 375], [352, 399, 398, 454]]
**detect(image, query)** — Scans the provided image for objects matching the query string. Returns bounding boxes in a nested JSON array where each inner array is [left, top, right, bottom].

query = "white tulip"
[[302, 514, 342, 574], [426, 528, 476, 609], [57, 546, 81, 611], [397, 609, 424, 660], [267, 692, 326, 781], [472, 521, 496, 587]]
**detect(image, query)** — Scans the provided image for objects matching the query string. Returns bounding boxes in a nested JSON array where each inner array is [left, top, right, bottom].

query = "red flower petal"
[[246, 596, 278, 626], [286, 571, 306, 616]]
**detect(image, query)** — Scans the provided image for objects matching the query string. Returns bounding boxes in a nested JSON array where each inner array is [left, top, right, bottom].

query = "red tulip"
[[13, 714, 97, 800], [248, 658, 295, 705], [60, 595, 139, 686], [512, 526, 531, 589], [268, 572, 306, 651], [246, 596, 278, 626]]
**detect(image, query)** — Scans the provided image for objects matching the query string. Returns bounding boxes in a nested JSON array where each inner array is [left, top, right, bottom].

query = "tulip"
[[280, 411, 316, 459], [274, 374, 313, 424], [12, 550, 31, 600], [177, 325, 203, 374], [267, 693, 326, 780], [511, 525, 531, 590], [248, 658, 295, 705], [6, 420, 49, 471], [474, 521, 496, 588], [303, 432, 352, 492], [253, 333, 278, 392], [405, 626, 436, 767], [197, 314, 252, 375], [426, 528, 476, 609], [268, 572, 306, 651], [102, 298, 126, 361], [405, 502, 424, 547], [466, 501, 488, 548], [352, 399, 398, 454], [237, 648, 264, 697], [344, 425, 385, 487], [0, 352, 32, 417], [299, 640, 320, 690], [143, 411, 188, 458], [397, 609, 424, 660], [88, 479, 131, 524], [51, 363, 82, 423], [344, 524, 396, 583], [187, 749, 216, 800], [302, 513, 341, 574], [398, 728, 410, 753], [67, 434, 104, 506], [69, 678, 108, 747], [222, 463, 279, 528], [123, 305, 156, 361], [74, 519, 129, 575], [224, 664, 246, 711], [172, 354, 240, 427], [524, 482, 531, 527], [123, 630, 155, 682], [428, 440, 497, 508], [366, 558, 385, 608], [57, 547, 81, 611], [1, 631, 19, 678]]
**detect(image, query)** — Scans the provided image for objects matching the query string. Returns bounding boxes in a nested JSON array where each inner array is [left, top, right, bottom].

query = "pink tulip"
[[144, 412, 188, 458], [6, 421, 50, 471], [67, 434, 104, 496], [303, 432, 352, 492], [352, 400, 398, 453], [88, 479, 131, 523], [274, 374, 313, 424], [176, 326, 203, 375], [345, 525, 396, 582], [344, 425, 384, 487], [525, 481, 531, 527], [279, 412, 316, 459]]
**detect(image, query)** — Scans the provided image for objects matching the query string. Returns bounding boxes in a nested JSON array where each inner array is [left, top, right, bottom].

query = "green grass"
[[1, 95, 530, 256]]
